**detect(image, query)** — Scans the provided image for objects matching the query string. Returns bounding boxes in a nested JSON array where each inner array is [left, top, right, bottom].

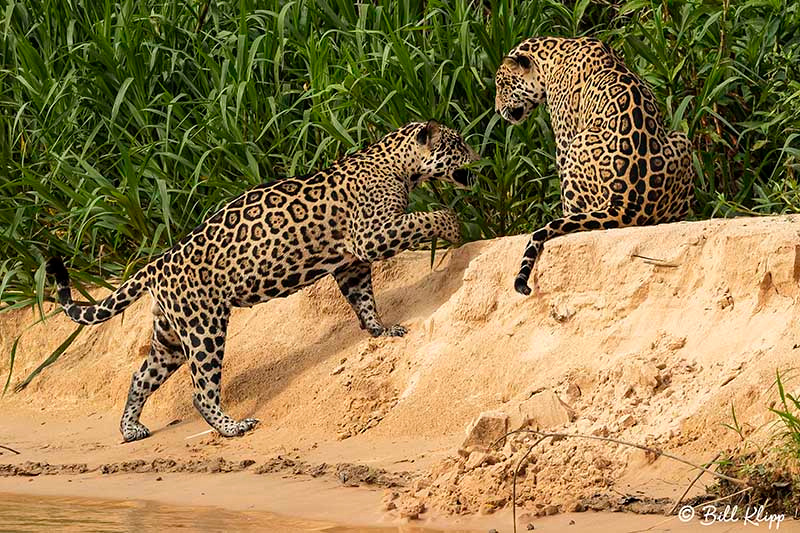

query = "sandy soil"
[[3, 215, 800, 530]]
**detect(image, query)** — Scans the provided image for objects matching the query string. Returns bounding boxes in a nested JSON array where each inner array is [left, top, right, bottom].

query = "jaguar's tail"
[[46, 257, 150, 325]]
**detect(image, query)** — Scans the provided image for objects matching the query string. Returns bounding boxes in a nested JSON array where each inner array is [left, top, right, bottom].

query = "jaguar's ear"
[[515, 54, 531, 70], [502, 54, 531, 72], [501, 56, 517, 69], [416, 120, 441, 147]]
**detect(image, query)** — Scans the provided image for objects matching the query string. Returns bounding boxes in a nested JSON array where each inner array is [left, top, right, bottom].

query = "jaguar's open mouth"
[[500, 105, 528, 124], [452, 168, 474, 187], [509, 106, 525, 122]]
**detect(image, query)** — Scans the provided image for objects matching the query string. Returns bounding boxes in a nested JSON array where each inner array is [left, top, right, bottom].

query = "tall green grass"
[[771, 370, 800, 458], [1, 0, 799, 384], [609, 1, 800, 216], [0, 0, 565, 311]]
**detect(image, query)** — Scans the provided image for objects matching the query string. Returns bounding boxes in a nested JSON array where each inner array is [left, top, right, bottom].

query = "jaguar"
[[495, 37, 694, 295], [47, 120, 477, 442]]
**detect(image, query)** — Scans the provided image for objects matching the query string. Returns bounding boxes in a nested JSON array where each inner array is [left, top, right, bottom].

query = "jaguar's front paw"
[[217, 417, 260, 437], [234, 417, 260, 436], [437, 209, 463, 244], [367, 324, 408, 337], [381, 324, 408, 337], [121, 422, 151, 442]]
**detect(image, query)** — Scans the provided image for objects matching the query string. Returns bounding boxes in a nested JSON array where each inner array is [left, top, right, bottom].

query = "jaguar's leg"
[[660, 131, 694, 222], [120, 315, 186, 442], [334, 261, 406, 337], [515, 206, 639, 296], [352, 210, 462, 263], [178, 306, 258, 437], [515, 128, 651, 296]]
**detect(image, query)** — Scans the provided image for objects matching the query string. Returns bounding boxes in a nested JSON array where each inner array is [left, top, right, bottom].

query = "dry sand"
[[2, 215, 800, 530]]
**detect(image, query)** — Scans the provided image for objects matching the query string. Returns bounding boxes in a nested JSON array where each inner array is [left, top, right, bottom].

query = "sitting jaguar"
[[494, 37, 694, 295], [47, 120, 477, 442]]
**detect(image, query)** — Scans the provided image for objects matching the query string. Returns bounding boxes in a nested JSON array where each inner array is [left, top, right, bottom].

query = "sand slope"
[[2, 215, 800, 519]]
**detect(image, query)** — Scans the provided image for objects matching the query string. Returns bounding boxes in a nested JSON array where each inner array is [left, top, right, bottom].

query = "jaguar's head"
[[494, 45, 546, 124], [407, 120, 479, 188]]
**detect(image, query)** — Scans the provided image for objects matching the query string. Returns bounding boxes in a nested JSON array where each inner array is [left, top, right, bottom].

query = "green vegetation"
[[2, 0, 799, 308], [1, 1, 799, 382], [771, 369, 800, 458], [710, 370, 800, 517]]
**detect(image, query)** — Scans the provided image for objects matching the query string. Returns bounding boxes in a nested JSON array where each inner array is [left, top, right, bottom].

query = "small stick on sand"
[[511, 436, 548, 533], [631, 486, 755, 533], [0, 444, 20, 455], [687, 485, 753, 511], [185, 429, 215, 440], [667, 452, 722, 516], [631, 253, 680, 268]]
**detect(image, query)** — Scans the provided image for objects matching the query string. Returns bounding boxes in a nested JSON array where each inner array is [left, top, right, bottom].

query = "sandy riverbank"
[[3, 215, 800, 530]]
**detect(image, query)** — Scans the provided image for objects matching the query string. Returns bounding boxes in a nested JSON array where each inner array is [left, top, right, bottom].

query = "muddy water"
[[0, 493, 470, 533]]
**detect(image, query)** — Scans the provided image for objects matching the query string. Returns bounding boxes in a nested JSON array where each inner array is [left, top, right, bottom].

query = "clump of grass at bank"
[[707, 370, 800, 515]]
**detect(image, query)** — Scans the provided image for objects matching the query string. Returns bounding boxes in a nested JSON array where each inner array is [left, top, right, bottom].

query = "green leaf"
[[15, 325, 85, 393], [111, 77, 135, 123]]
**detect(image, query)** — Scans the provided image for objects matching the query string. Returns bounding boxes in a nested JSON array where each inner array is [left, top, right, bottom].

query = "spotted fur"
[[47, 120, 477, 442], [495, 37, 694, 295]]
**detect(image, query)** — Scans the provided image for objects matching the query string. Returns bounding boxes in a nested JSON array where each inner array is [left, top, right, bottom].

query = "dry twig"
[[667, 452, 722, 515], [433, 246, 454, 271], [0, 444, 20, 455], [491, 429, 747, 533], [631, 253, 680, 268], [195, 2, 210, 33], [511, 436, 548, 533]]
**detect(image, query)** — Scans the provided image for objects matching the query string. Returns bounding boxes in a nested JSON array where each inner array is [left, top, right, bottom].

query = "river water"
[[0, 493, 470, 533]]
